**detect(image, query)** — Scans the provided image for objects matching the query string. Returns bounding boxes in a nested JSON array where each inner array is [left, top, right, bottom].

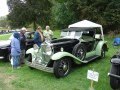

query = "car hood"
[[0, 40, 11, 48], [50, 38, 79, 46]]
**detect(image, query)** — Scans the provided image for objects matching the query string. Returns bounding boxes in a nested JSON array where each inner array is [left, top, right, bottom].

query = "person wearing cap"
[[34, 26, 44, 47], [43, 25, 53, 41], [11, 32, 21, 69], [20, 27, 26, 65]]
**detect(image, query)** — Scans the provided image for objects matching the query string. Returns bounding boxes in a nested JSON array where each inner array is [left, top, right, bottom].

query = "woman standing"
[[34, 26, 44, 47], [11, 32, 21, 69]]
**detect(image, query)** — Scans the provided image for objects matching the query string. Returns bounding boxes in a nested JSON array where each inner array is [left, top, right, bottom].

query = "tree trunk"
[[33, 21, 37, 31]]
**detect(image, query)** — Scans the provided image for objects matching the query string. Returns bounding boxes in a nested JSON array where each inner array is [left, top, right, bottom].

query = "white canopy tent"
[[68, 20, 104, 40]]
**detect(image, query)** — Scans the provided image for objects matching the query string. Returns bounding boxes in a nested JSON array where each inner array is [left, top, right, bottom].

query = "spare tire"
[[72, 43, 86, 61]]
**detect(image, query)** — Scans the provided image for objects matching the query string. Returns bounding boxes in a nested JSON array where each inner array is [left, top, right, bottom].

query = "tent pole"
[[101, 26, 104, 41]]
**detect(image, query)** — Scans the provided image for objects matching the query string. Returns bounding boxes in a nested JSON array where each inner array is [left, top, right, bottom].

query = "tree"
[[7, 0, 120, 32], [0, 16, 9, 28], [50, 0, 77, 29], [7, 0, 52, 30], [51, 0, 120, 33]]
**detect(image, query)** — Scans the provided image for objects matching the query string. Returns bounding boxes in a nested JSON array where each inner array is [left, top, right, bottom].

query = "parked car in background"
[[26, 20, 108, 78], [0, 31, 34, 61]]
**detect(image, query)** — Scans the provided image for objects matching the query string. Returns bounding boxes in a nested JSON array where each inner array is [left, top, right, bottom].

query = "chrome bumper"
[[108, 73, 120, 79], [0, 56, 4, 59], [26, 61, 53, 73]]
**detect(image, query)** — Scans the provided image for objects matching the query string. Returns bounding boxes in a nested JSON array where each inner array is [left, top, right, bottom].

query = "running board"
[[82, 55, 100, 63], [26, 61, 53, 73]]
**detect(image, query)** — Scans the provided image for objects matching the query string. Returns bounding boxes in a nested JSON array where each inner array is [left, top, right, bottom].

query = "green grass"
[[0, 28, 8, 30], [0, 33, 12, 40], [0, 31, 117, 90]]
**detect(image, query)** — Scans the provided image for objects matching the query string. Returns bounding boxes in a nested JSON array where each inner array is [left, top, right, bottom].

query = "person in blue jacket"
[[11, 32, 21, 69], [34, 26, 44, 47]]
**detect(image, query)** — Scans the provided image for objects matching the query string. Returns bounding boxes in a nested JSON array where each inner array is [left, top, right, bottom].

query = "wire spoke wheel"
[[53, 58, 71, 78], [76, 48, 85, 60]]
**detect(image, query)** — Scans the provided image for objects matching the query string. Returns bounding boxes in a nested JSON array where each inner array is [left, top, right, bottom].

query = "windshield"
[[61, 31, 82, 39], [60, 31, 68, 37]]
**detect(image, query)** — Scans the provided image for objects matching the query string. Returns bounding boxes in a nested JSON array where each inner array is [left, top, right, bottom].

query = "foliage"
[[50, 0, 77, 29], [104, 0, 120, 32], [7, 0, 52, 30], [0, 16, 9, 28], [7, 0, 120, 33], [51, 0, 120, 33]]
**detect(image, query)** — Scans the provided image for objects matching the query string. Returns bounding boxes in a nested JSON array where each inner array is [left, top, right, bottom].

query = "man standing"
[[43, 25, 53, 41], [20, 27, 26, 65]]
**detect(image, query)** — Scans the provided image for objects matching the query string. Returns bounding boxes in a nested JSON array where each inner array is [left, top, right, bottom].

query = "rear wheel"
[[53, 58, 71, 78], [100, 47, 106, 58], [110, 65, 120, 89]]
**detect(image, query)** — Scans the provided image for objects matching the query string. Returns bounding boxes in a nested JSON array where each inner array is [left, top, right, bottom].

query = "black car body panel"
[[51, 38, 79, 53]]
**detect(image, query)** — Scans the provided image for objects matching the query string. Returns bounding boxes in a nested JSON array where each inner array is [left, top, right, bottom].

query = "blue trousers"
[[12, 55, 20, 68]]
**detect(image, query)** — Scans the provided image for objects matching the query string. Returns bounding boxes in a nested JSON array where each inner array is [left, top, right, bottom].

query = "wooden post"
[[89, 80, 94, 90], [89, 69, 95, 90], [91, 80, 94, 88]]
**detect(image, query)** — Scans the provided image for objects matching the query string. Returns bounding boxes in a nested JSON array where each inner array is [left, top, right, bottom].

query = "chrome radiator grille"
[[41, 44, 51, 62]]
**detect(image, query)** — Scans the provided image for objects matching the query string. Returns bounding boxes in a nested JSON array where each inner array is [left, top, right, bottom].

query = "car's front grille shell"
[[40, 44, 52, 62]]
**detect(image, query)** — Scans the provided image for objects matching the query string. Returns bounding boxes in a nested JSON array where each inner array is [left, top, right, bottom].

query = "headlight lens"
[[33, 44, 39, 50], [46, 46, 52, 55]]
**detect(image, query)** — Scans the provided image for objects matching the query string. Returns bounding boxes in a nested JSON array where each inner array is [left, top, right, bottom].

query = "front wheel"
[[53, 58, 71, 78]]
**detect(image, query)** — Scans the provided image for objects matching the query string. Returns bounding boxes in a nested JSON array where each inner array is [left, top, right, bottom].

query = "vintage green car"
[[26, 20, 108, 78]]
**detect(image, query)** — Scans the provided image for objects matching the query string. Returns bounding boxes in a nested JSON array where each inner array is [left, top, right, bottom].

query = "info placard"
[[87, 70, 99, 82]]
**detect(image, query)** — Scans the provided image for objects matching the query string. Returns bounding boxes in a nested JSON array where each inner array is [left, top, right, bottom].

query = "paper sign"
[[87, 70, 99, 82]]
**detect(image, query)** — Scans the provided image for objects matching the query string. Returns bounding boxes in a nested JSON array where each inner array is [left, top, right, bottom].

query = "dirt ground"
[[0, 68, 16, 90]]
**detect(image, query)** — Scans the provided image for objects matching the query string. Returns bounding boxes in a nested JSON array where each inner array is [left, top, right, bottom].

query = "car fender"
[[51, 52, 82, 64], [96, 41, 107, 56], [26, 48, 35, 54]]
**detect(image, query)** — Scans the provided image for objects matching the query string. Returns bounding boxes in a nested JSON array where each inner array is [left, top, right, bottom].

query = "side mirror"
[[95, 34, 101, 39]]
